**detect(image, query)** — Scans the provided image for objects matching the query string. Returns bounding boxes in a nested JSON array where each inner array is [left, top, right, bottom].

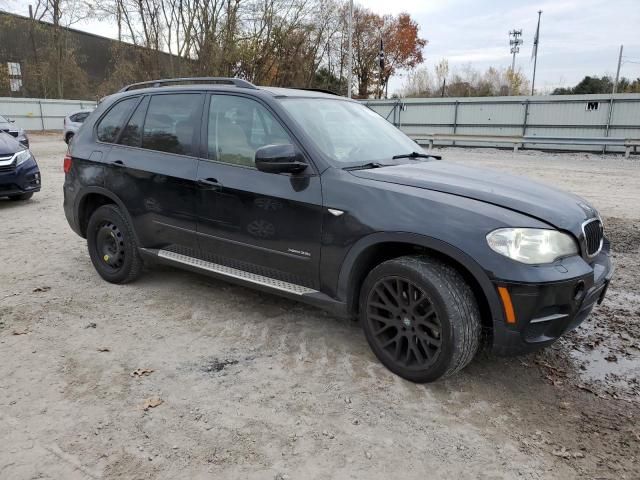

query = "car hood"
[[349, 161, 598, 231], [0, 131, 22, 155]]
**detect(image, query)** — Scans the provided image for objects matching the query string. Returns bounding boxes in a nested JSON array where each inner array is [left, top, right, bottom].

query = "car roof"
[[113, 84, 345, 101]]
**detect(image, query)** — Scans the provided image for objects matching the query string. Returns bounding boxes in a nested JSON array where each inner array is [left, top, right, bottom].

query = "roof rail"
[[119, 77, 257, 92], [296, 87, 339, 96]]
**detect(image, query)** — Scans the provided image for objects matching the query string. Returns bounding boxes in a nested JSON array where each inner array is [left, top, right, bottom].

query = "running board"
[[156, 249, 317, 296]]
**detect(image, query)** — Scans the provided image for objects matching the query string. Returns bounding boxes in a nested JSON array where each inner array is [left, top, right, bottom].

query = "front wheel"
[[86, 204, 143, 284], [360, 256, 481, 383]]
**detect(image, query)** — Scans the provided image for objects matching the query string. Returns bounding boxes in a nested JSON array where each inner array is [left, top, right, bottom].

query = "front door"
[[196, 94, 323, 289]]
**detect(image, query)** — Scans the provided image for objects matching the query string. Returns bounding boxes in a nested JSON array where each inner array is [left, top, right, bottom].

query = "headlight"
[[486, 228, 578, 264], [15, 149, 32, 166]]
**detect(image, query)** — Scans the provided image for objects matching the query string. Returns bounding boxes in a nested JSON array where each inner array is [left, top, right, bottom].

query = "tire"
[[8, 192, 34, 201], [359, 255, 481, 383], [86, 204, 143, 284], [65, 133, 74, 144]]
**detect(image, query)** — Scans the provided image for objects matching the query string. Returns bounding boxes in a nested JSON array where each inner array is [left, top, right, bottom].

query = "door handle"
[[112, 160, 125, 167], [197, 177, 220, 188]]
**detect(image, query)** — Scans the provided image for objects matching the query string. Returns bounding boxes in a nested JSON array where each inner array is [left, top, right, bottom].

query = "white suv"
[[63, 110, 93, 144]]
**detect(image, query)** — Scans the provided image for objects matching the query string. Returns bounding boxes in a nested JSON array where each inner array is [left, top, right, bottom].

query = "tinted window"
[[142, 94, 201, 156], [71, 112, 90, 123], [97, 98, 138, 143], [119, 97, 149, 147], [208, 95, 292, 167]]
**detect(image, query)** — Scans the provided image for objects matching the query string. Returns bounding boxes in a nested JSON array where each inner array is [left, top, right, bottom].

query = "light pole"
[[613, 45, 623, 94], [531, 10, 542, 96]]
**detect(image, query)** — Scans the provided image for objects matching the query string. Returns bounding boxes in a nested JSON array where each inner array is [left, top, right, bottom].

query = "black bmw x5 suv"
[[63, 77, 612, 382]]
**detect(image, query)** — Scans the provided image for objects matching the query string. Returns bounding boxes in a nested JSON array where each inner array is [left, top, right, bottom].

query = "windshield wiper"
[[392, 151, 441, 160], [343, 162, 388, 171]]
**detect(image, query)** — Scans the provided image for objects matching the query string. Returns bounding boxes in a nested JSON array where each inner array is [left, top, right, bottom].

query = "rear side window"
[[96, 98, 138, 143], [119, 97, 149, 148], [142, 94, 202, 156]]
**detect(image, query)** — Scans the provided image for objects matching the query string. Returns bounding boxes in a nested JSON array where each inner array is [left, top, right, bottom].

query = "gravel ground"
[[0, 136, 638, 479]]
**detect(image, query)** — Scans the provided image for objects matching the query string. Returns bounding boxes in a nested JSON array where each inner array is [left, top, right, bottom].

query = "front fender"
[[335, 231, 505, 326]]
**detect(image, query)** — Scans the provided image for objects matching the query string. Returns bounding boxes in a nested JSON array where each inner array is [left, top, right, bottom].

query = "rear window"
[[96, 98, 138, 143], [142, 94, 202, 156], [71, 112, 90, 123]]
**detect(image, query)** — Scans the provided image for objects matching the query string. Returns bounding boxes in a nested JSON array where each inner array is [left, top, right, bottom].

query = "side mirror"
[[8, 118, 15, 123], [255, 144, 308, 174]]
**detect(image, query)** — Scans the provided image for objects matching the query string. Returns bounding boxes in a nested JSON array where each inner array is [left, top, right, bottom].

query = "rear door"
[[195, 93, 324, 289], [103, 92, 204, 249]]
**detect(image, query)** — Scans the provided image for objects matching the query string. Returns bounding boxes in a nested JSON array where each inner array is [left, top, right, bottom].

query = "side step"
[[156, 249, 318, 296]]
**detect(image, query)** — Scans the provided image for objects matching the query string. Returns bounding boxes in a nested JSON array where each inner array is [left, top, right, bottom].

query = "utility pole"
[[378, 37, 385, 99], [613, 45, 623, 94], [509, 29, 523, 95], [509, 30, 523, 73], [531, 10, 542, 96], [347, 0, 353, 98]]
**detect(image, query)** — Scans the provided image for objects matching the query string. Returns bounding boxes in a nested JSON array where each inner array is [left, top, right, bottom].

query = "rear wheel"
[[8, 192, 34, 201], [360, 255, 481, 383], [87, 204, 143, 284]]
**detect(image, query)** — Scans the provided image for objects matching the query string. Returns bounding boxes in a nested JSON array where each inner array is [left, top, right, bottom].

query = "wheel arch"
[[337, 232, 504, 336], [75, 187, 135, 239]]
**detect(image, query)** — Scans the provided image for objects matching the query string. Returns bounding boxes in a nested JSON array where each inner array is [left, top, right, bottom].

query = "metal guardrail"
[[412, 133, 640, 158]]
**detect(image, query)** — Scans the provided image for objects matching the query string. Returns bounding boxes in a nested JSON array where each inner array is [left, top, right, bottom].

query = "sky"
[[364, 0, 640, 93], [4, 0, 640, 94]]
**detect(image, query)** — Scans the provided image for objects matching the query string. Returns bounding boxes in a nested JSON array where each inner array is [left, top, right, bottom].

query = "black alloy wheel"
[[360, 256, 481, 383], [366, 277, 443, 370]]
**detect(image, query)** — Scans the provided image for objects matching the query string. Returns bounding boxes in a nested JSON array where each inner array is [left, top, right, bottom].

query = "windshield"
[[278, 98, 421, 166]]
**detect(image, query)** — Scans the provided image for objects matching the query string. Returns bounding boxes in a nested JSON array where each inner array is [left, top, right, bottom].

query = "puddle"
[[570, 345, 640, 385]]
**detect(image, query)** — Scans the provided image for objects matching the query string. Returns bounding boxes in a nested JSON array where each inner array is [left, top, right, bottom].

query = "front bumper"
[[492, 242, 613, 356], [0, 157, 41, 197]]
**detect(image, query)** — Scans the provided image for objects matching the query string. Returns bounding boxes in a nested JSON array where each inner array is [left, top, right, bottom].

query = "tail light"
[[63, 153, 72, 173]]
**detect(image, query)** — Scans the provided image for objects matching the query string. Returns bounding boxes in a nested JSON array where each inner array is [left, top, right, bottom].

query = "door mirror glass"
[[255, 144, 308, 174]]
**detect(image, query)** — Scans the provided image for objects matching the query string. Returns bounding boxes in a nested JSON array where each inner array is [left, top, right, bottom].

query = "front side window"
[[208, 95, 292, 167], [142, 94, 201, 156], [278, 98, 420, 166], [96, 97, 138, 143]]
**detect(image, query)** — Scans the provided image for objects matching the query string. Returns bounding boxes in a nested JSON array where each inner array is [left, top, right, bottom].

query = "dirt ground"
[[1, 135, 638, 479]]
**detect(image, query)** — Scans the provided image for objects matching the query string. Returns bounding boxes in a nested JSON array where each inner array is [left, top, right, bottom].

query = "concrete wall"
[[0, 97, 96, 131], [364, 93, 640, 152]]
